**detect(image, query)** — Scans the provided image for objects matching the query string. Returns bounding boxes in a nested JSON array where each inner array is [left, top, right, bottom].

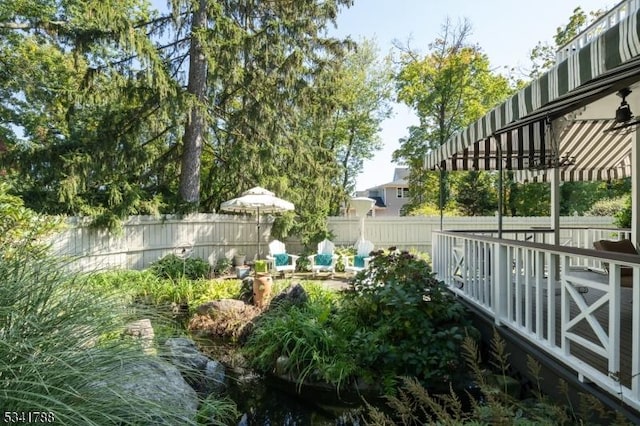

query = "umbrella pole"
[[257, 206, 260, 260]]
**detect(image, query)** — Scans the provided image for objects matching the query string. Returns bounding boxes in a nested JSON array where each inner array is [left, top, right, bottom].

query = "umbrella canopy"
[[220, 187, 294, 259], [220, 187, 294, 214]]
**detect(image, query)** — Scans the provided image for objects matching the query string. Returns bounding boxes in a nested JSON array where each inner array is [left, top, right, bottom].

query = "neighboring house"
[[354, 167, 409, 217]]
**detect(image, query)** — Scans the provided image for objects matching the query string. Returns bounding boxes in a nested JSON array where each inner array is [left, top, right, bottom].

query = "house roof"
[[424, 4, 640, 182], [365, 167, 409, 190], [370, 196, 386, 208]]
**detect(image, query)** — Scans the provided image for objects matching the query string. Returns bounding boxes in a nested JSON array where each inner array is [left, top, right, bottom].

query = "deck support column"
[[550, 167, 560, 245], [632, 127, 640, 246], [550, 166, 561, 280]]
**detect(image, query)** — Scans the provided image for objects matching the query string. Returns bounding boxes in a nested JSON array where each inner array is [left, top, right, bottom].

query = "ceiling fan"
[[604, 88, 640, 133]]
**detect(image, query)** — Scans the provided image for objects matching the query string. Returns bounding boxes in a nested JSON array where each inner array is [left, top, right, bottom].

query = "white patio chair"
[[265, 240, 299, 278], [343, 239, 375, 277], [308, 239, 339, 277]]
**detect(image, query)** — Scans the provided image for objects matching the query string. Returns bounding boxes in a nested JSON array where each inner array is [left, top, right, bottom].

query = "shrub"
[[0, 182, 63, 258], [365, 331, 631, 425], [214, 257, 232, 276], [150, 253, 210, 280], [615, 195, 632, 229], [243, 250, 477, 396], [295, 248, 314, 272], [334, 245, 356, 273], [340, 248, 478, 388], [242, 283, 357, 389], [586, 196, 626, 217]]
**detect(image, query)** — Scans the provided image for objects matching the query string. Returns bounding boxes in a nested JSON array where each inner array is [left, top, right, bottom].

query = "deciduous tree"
[[393, 18, 512, 215]]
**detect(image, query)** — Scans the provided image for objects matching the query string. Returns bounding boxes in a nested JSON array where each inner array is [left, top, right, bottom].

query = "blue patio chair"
[[266, 240, 299, 278], [308, 239, 338, 277]]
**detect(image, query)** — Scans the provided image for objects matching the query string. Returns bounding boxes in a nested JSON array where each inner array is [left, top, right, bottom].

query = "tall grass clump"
[[87, 269, 243, 312], [0, 188, 205, 424], [242, 282, 358, 390], [0, 248, 203, 424]]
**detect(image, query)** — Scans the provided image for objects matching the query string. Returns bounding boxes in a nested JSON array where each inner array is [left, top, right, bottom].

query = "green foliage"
[[586, 196, 627, 217], [242, 283, 357, 389], [0, 182, 63, 257], [254, 260, 268, 273], [406, 202, 461, 217], [150, 254, 210, 280], [342, 248, 478, 386], [244, 250, 476, 394], [334, 245, 356, 272], [451, 171, 498, 216], [295, 247, 315, 272], [87, 270, 242, 312], [364, 330, 631, 425], [528, 7, 604, 79], [196, 395, 239, 426], [1, 0, 363, 241], [615, 195, 632, 229], [0, 247, 198, 424], [213, 257, 232, 276], [394, 19, 514, 213], [508, 182, 550, 217]]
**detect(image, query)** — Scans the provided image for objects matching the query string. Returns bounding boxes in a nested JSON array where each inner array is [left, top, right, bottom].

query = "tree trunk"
[[179, 0, 208, 207]]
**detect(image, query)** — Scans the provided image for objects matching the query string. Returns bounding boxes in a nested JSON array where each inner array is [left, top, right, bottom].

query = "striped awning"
[[424, 7, 640, 181], [437, 118, 632, 182], [513, 119, 633, 182]]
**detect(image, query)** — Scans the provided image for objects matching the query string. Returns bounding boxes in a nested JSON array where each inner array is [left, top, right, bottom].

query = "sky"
[[329, 0, 620, 191]]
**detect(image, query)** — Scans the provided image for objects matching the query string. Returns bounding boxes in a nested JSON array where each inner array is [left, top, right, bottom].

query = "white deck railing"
[[432, 229, 640, 411], [555, 0, 640, 62]]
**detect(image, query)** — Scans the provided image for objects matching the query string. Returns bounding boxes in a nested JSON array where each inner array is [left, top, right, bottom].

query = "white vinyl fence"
[[325, 215, 616, 253], [49, 214, 615, 272], [49, 214, 274, 272]]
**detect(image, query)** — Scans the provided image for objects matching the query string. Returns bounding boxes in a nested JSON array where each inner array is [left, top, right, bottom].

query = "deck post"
[[632, 265, 640, 399], [493, 242, 508, 325], [608, 264, 621, 381], [632, 127, 639, 246]]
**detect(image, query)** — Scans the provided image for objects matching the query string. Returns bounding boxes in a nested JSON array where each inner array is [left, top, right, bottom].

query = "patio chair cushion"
[[274, 253, 290, 267], [354, 255, 367, 268], [593, 239, 638, 276], [314, 253, 333, 266]]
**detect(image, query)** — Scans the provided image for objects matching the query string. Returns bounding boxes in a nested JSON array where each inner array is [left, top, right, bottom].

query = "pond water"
[[226, 369, 365, 426]]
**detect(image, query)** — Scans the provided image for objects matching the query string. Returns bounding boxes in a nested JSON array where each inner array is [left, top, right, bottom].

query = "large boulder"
[[163, 337, 226, 396], [89, 356, 198, 424], [195, 299, 249, 316], [268, 283, 308, 308], [189, 299, 260, 341]]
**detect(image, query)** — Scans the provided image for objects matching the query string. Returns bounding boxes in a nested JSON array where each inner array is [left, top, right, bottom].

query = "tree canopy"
[[393, 19, 513, 216], [0, 0, 394, 244]]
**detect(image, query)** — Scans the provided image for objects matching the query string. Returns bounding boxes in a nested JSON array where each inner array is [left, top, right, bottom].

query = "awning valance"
[[434, 118, 632, 182], [513, 119, 633, 182]]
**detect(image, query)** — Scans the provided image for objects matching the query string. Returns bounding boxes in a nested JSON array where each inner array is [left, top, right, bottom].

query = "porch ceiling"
[[424, 7, 640, 182]]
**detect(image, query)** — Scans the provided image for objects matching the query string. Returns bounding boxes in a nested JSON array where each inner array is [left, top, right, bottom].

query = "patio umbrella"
[[220, 187, 294, 259]]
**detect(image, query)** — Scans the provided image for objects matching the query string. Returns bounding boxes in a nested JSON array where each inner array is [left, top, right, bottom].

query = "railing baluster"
[[535, 251, 544, 339], [515, 247, 522, 326], [525, 248, 533, 331]]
